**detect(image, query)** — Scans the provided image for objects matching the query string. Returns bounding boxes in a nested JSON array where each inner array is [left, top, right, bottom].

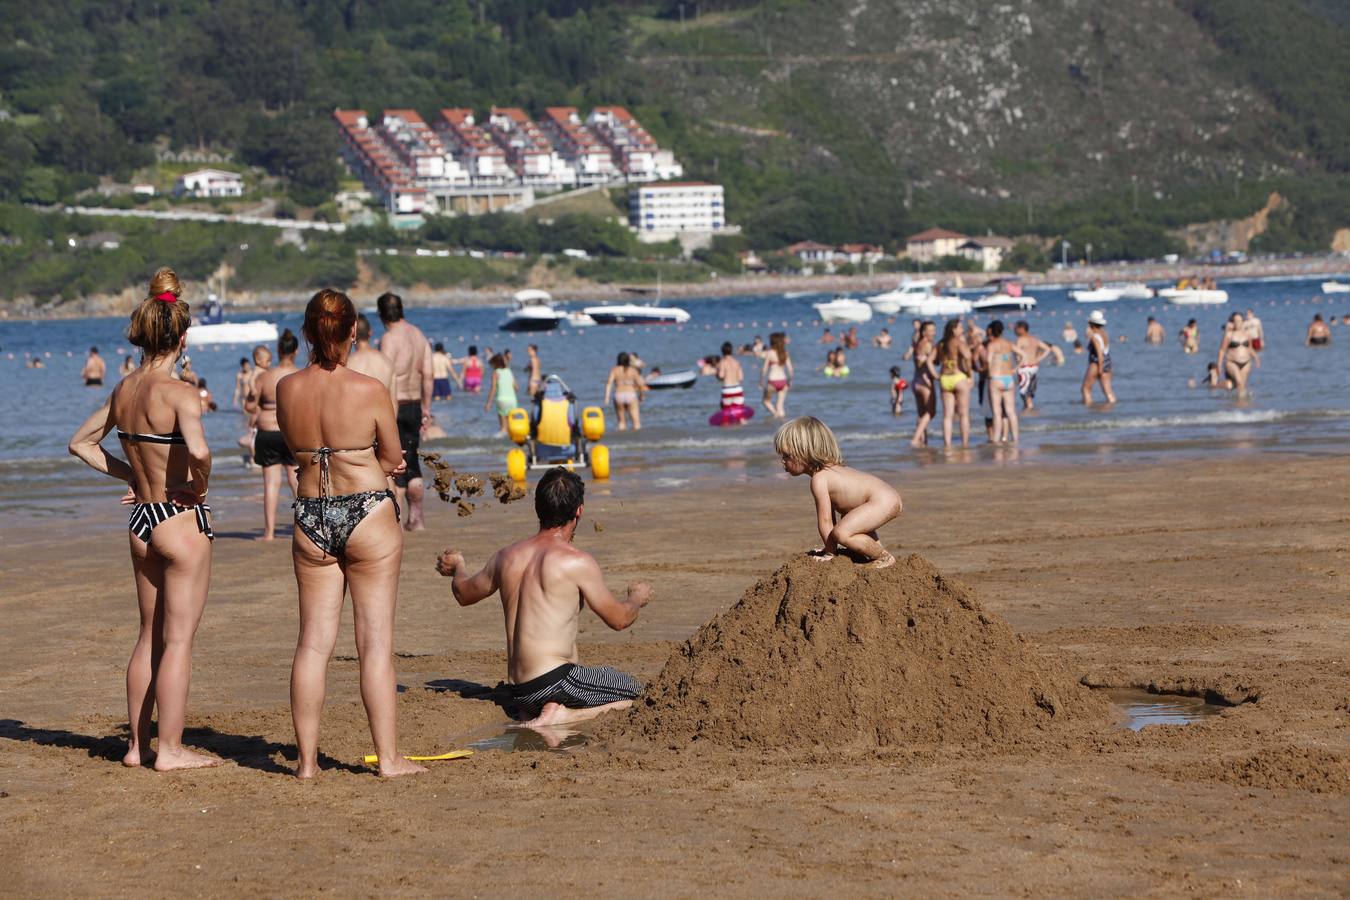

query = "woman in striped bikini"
[[68, 267, 218, 771]]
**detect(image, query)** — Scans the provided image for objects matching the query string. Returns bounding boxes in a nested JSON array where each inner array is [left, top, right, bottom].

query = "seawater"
[[2, 276, 1347, 519]]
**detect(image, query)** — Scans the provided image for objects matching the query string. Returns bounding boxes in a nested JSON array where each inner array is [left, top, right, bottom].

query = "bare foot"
[[122, 746, 152, 768], [521, 702, 567, 728], [378, 757, 427, 778], [255, 534, 275, 542], [153, 747, 221, 771], [869, 552, 897, 569]]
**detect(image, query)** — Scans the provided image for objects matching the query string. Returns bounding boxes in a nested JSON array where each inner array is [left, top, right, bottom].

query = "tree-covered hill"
[[1, 0, 1346, 265]]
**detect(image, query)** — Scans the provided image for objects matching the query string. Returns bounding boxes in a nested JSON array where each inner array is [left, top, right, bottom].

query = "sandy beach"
[[3, 454, 1348, 895]]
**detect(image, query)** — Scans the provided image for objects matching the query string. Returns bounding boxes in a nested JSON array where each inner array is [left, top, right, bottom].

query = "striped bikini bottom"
[[128, 502, 214, 543]]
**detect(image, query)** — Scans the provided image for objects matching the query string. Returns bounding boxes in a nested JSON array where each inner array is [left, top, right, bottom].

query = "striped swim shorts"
[[510, 663, 642, 717]]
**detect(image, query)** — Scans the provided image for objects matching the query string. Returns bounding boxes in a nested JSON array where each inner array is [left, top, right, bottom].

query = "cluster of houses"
[[741, 228, 1016, 273], [333, 106, 683, 215]]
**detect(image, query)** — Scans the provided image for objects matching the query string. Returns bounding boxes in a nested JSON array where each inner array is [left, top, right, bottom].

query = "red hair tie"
[[155, 292, 177, 303]]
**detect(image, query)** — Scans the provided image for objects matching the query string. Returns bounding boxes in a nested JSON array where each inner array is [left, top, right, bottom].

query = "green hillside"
[[0, 0, 1346, 301]]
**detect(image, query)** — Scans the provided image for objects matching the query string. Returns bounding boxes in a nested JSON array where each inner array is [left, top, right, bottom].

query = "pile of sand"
[[623, 553, 1106, 750]]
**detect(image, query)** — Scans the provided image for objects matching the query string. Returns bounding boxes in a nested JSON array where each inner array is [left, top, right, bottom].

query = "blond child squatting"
[[774, 416, 903, 568]]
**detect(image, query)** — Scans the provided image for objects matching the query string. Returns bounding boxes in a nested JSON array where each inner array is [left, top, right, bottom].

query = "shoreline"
[[3, 255, 1348, 321]]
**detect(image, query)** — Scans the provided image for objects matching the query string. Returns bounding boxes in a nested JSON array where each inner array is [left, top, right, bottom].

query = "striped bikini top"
[[118, 430, 185, 445]]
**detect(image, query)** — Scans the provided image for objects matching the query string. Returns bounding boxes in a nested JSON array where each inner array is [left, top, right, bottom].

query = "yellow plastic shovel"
[[362, 749, 475, 765]]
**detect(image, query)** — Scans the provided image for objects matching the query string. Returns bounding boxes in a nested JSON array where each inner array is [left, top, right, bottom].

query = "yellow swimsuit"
[[939, 356, 968, 392]]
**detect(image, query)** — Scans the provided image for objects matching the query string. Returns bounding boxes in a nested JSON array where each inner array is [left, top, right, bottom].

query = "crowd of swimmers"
[[66, 267, 914, 778]]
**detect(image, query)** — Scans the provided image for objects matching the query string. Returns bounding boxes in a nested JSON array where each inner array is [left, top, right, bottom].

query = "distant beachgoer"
[[819, 328, 835, 344], [67, 266, 217, 771], [902, 319, 922, 361], [246, 329, 300, 539], [436, 467, 651, 726], [525, 343, 542, 396], [774, 416, 902, 568], [1219, 312, 1257, 395], [938, 319, 973, 447], [26, 356, 43, 368], [1180, 319, 1199, 354], [377, 292, 433, 532], [604, 351, 647, 430], [1013, 321, 1051, 411], [1062, 321, 1078, 345], [460, 345, 483, 392], [431, 342, 458, 400], [889, 366, 907, 416], [1072, 339, 1084, 355], [761, 332, 793, 419], [749, 335, 766, 358], [1244, 309, 1265, 352], [237, 344, 272, 468], [1202, 362, 1231, 389], [178, 356, 198, 387], [873, 328, 892, 349], [832, 348, 850, 377], [196, 378, 217, 414], [81, 346, 106, 386], [1082, 310, 1116, 405], [484, 352, 518, 436], [985, 320, 1024, 444], [843, 326, 860, 349], [231, 357, 251, 408], [970, 322, 993, 439], [278, 288, 422, 779], [348, 314, 395, 401], [119, 354, 137, 376], [716, 341, 746, 411], [1306, 314, 1330, 347], [910, 320, 938, 447], [1145, 317, 1165, 344]]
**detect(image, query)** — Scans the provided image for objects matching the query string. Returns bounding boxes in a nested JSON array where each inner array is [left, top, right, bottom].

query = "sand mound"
[[623, 553, 1105, 750]]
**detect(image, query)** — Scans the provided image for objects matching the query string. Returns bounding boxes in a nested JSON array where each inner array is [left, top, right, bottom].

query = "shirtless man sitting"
[[435, 467, 651, 727]]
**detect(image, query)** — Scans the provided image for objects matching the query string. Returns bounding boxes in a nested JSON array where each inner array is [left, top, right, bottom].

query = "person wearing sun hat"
[[1081, 309, 1116, 405]]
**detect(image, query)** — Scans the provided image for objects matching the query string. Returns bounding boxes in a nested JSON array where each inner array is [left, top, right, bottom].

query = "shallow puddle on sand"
[[459, 722, 592, 754], [1103, 688, 1228, 731]]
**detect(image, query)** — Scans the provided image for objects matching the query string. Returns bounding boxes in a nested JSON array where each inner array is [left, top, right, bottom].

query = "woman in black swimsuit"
[[1219, 312, 1257, 395], [276, 289, 423, 779], [68, 267, 218, 771]]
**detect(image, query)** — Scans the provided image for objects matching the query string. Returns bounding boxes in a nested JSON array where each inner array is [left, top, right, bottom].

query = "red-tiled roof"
[[907, 227, 967, 242]]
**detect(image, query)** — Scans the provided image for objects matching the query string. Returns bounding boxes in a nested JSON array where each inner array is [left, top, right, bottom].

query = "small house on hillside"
[[784, 241, 836, 266], [838, 243, 885, 265], [957, 236, 1016, 272], [173, 168, 244, 199], [905, 227, 966, 263]]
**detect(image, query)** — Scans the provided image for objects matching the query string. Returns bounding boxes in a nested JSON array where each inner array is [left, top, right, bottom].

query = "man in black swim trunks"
[[435, 467, 652, 727], [81, 346, 106, 386], [376, 292, 433, 530]]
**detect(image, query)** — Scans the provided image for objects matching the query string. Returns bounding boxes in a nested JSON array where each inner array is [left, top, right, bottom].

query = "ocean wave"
[[1022, 407, 1350, 433]]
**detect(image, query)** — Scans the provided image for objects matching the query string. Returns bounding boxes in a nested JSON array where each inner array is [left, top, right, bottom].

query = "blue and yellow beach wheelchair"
[[505, 374, 609, 481]]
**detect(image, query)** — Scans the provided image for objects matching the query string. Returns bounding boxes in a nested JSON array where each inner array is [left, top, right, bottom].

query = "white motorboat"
[[970, 278, 1037, 312], [185, 298, 278, 346], [867, 278, 939, 314], [812, 294, 874, 324], [911, 295, 973, 317], [580, 301, 691, 325], [1322, 281, 1350, 294], [1069, 282, 1154, 303], [565, 311, 597, 328], [1159, 288, 1229, 305], [500, 289, 567, 332]]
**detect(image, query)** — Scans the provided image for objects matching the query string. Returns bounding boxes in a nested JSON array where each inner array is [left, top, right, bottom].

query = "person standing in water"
[[278, 289, 423, 779], [604, 351, 647, 430], [431, 342, 459, 401], [231, 357, 252, 408], [459, 345, 483, 393], [348, 314, 395, 401], [716, 341, 746, 411], [760, 332, 793, 419], [1145, 318, 1165, 344], [1219, 312, 1258, 395], [484, 353, 518, 436], [377, 293, 433, 532], [1306, 314, 1331, 346], [1180, 319, 1200, 354], [1082, 310, 1117, 405], [985, 320, 1024, 443], [1244, 309, 1265, 353], [525, 344, 543, 397], [910, 321, 937, 447], [937, 319, 974, 447], [67, 267, 218, 771], [1013, 321, 1051, 412], [246, 329, 301, 539], [81, 346, 107, 386]]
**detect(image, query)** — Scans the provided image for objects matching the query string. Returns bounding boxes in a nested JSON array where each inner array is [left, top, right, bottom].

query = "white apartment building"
[[630, 182, 725, 236], [174, 168, 244, 198]]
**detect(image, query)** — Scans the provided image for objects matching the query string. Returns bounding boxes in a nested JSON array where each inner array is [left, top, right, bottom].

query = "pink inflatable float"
[[709, 405, 754, 426]]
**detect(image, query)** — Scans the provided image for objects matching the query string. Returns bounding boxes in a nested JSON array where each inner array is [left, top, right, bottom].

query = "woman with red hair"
[[276, 288, 423, 778]]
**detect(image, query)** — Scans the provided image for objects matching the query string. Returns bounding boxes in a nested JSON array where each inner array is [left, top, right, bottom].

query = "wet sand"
[[2, 455, 1348, 894]]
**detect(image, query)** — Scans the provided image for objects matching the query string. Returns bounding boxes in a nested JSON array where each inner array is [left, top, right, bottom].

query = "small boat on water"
[[1069, 282, 1155, 303], [185, 297, 278, 346], [1322, 281, 1350, 294], [500, 289, 567, 332], [867, 278, 938, 314], [565, 311, 597, 328], [1159, 288, 1229, 305], [582, 284, 692, 326], [645, 369, 698, 390], [970, 278, 1037, 312], [911, 294, 973, 317], [813, 294, 873, 324]]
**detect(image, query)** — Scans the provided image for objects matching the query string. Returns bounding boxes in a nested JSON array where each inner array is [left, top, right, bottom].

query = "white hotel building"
[[629, 182, 726, 244]]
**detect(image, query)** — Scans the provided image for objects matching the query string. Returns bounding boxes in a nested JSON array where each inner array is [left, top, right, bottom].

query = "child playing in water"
[[889, 366, 908, 416], [774, 416, 902, 568]]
